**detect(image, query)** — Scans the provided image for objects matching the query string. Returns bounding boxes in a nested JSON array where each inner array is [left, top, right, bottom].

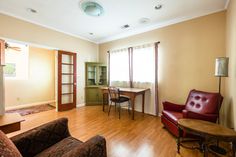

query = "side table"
[[0, 113, 24, 134], [177, 119, 236, 157]]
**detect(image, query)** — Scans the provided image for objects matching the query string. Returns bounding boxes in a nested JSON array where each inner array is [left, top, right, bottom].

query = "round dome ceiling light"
[[81, 1, 104, 17]]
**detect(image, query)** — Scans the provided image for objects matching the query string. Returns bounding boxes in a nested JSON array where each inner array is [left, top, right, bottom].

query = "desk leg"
[[142, 92, 145, 113], [130, 95, 135, 120], [102, 93, 108, 112]]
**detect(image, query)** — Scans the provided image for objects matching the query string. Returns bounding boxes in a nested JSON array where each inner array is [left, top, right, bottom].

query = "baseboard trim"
[[77, 103, 85, 108], [5, 100, 56, 110]]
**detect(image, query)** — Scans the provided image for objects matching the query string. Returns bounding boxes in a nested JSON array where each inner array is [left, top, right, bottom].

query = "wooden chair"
[[108, 87, 131, 119]]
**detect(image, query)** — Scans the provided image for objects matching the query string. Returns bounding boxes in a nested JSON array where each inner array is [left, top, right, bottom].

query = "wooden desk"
[[100, 87, 150, 120], [177, 119, 236, 157], [0, 113, 24, 134]]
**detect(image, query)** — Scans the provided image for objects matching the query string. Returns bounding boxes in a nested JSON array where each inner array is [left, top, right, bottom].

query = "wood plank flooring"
[[7, 106, 228, 157]]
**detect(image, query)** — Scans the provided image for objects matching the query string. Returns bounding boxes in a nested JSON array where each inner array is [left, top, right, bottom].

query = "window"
[[108, 43, 159, 115], [4, 63, 16, 77], [110, 48, 130, 86], [4, 42, 29, 79], [133, 45, 155, 83]]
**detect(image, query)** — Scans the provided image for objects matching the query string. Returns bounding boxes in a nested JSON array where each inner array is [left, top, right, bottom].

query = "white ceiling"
[[0, 0, 228, 44]]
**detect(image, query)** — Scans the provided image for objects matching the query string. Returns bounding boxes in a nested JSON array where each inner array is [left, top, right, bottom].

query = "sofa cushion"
[[34, 136, 83, 157], [185, 89, 222, 114], [62, 135, 107, 157], [11, 118, 70, 157], [162, 110, 183, 125], [0, 130, 22, 157]]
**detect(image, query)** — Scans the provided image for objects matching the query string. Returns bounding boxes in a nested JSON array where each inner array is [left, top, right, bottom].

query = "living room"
[[0, 0, 236, 157]]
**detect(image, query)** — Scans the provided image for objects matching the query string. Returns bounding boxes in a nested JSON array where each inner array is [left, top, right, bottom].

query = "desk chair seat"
[[110, 96, 130, 103], [108, 87, 131, 119]]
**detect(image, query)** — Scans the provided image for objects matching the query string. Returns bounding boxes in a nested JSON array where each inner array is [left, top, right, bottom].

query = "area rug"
[[6, 104, 55, 116]]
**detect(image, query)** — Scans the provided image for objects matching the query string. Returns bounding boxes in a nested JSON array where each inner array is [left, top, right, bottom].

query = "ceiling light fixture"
[[139, 18, 150, 24], [155, 4, 162, 10], [121, 24, 130, 29], [26, 8, 37, 13], [80, 1, 104, 17]]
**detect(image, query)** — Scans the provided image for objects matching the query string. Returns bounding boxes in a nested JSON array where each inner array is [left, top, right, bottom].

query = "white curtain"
[[110, 48, 130, 87], [109, 43, 157, 115], [133, 44, 156, 115]]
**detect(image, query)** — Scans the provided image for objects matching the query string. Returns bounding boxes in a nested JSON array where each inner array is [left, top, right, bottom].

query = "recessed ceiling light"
[[139, 18, 150, 24], [80, 1, 104, 17], [155, 4, 162, 10], [26, 8, 37, 13], [121, 24, 130, 29]]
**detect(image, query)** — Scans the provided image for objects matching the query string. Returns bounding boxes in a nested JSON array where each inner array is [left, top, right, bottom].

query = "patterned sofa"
[[7, 118, 107, 157]]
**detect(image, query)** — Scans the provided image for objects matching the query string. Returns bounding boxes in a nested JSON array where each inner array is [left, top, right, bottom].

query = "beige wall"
[[5, 46, 56, 108], [0, 13, 98, 106], [99, 12, 226, 117], [225, 0, 236, 129]]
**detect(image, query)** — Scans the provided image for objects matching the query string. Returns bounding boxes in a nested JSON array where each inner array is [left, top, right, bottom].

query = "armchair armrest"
[[10, 118, 71, 157], [163, 101, 185, 112], [62, 135, 107, 157], [182, 110, 218, 123]]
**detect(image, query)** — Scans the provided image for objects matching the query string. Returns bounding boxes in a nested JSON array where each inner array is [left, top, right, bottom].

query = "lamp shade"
[[215, 57, 229, 77]]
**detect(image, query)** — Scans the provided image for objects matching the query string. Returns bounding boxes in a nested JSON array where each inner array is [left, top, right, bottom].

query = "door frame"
[[0, 39, 5, 115], [57, 50, 77, 111]]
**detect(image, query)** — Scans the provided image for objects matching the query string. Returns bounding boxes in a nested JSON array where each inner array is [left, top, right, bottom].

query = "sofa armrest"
[[10, 118, 71, 157], [62, 135, 107, 157], [182, 110, 218, 123], [163, 101, 185, 112]]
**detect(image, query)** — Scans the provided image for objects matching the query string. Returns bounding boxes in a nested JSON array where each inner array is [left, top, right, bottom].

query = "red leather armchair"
[[161, 89, 223, 137]]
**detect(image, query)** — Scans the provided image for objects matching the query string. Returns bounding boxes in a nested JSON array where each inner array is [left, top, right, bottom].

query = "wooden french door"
[[58, 51, 77, 111]]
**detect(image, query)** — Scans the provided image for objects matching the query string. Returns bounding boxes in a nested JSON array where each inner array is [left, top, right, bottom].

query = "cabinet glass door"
[[87, 65, 97, 86], [98, 66, 107, 85]]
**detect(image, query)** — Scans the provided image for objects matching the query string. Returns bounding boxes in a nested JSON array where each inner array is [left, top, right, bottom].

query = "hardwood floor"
[[7, 106, 227, 157]]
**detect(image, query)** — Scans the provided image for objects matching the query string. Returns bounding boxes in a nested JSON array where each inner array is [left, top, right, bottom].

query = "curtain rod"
[[107, 41, 160, 53]]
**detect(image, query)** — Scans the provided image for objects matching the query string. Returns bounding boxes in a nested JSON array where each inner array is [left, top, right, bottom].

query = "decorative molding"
[[0, 11, 97, 44], [0, 6, 227, 44], [5, 100, 56, 110], [98, 9, 226, 44], [0, 37, 58, 50], [225, 0, 230, 9]]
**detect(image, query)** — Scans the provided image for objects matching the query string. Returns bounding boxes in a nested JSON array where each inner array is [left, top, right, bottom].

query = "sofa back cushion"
[[11, 118, 70, 157], [0, 130, 22, 157], [185, 89, 222, 114]]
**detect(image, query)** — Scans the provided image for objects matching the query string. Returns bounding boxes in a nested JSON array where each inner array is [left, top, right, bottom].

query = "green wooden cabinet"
[[85, 62, 107, 105]]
